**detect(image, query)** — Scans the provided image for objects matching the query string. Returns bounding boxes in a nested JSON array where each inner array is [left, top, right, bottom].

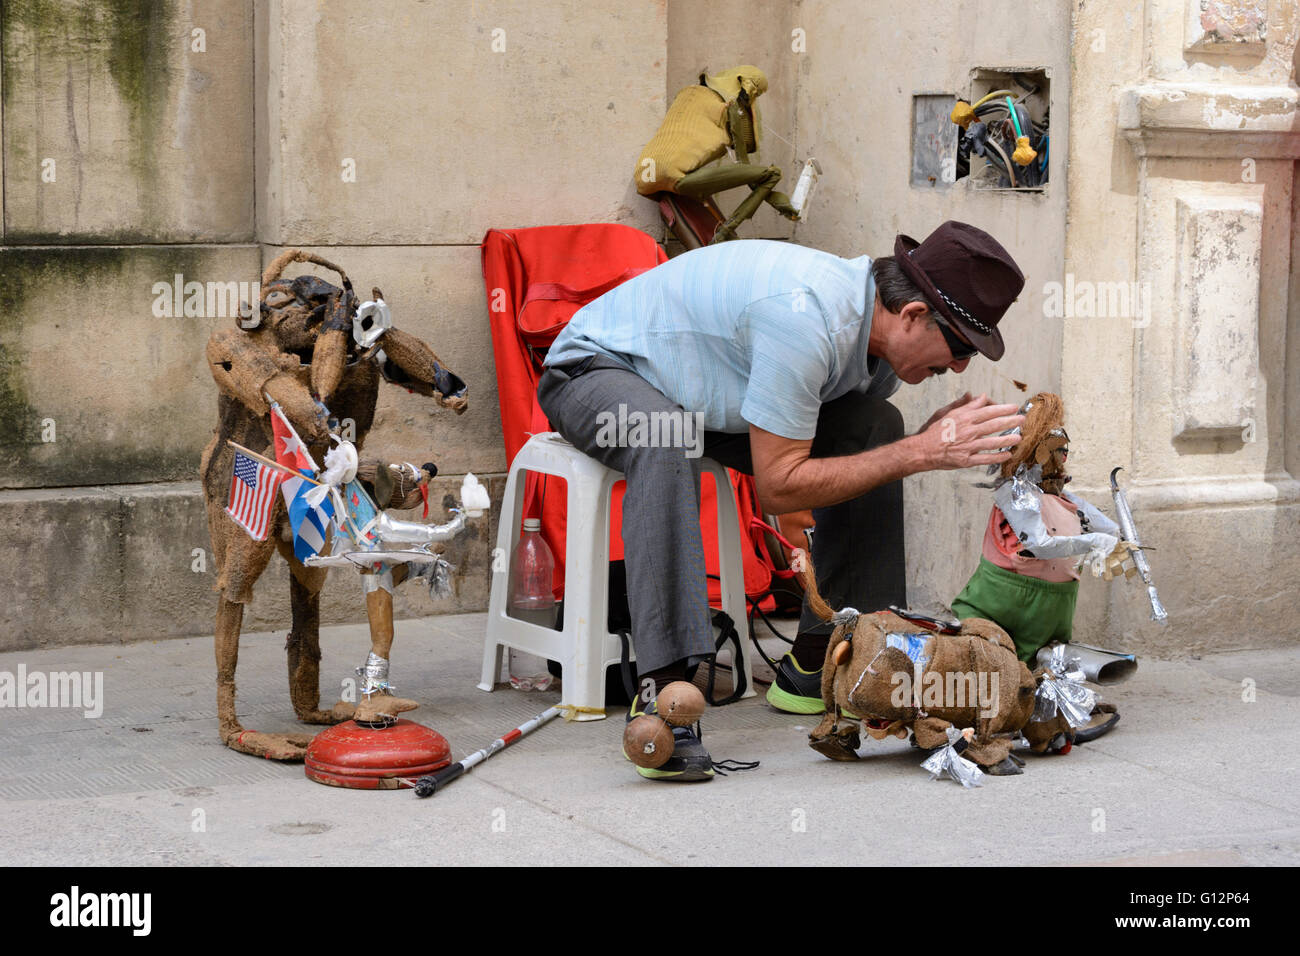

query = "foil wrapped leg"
[[356, 651, 393, 698]]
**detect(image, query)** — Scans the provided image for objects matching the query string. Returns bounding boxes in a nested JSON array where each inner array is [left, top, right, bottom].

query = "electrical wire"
[[1005, 97, 1025, 138], [973, 88, 1014, 108], [986, 138, 1017, 187]]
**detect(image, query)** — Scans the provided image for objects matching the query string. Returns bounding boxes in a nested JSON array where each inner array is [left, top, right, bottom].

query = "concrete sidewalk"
[[0, 613, 1296, 866]]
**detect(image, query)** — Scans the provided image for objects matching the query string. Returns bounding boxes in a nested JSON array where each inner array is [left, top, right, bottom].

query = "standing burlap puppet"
[[200, 250, 468, 760]]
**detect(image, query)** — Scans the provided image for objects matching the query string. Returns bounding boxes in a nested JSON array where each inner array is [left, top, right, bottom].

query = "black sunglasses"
[[935, 316, 979, 361]]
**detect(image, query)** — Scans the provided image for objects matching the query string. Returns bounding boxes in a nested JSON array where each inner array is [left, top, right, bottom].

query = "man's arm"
[[749, 395, 1025, 513]]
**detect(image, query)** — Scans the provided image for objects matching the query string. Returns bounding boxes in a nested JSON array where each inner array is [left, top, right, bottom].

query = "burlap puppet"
[[950, 392, 1134, 743], [635, 66, 800, 243], [797, 552, 1074, 779], [199, 249, 469, 760]]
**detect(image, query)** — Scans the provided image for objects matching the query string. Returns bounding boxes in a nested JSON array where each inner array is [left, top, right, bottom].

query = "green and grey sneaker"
[[765, 652, 826, 714], [624, 694, 715, 782]]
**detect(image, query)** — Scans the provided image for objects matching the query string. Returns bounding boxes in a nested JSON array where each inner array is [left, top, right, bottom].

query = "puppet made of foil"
[[635, 66, 809, 244], [950, 392, 1137, 745], [199, 249, 472, 760]]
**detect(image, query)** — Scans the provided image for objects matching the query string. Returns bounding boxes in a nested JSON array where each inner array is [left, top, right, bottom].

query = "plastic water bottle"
[[507, 518, 556, 691]]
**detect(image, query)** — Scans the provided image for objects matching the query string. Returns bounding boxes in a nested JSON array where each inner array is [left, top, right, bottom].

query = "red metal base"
[[305, 719, 452, 790]]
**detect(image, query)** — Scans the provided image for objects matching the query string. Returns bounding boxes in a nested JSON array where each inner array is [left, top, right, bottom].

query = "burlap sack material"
[[198, 250, 469, 761], [798, 557, 1070, 769]]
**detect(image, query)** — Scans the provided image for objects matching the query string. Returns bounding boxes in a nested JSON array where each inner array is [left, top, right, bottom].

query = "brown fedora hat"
[[894, 221, 1025, 361]]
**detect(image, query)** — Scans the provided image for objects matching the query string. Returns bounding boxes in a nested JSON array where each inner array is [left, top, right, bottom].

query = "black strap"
[[701, 610, 747, 706], [745, 595, 793, 674], [616, 628, 638, 704]]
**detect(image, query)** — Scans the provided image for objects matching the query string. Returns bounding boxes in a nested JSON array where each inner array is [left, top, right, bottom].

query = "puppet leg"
[[281, 545, 356, 726], [215, 596, 315, 760], [353, 574, 419, 723], [213, 518, 313, 760], [676, 165, 798, 243]]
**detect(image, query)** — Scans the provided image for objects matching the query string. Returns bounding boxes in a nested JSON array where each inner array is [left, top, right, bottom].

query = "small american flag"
[[225, 450, 287, 541]]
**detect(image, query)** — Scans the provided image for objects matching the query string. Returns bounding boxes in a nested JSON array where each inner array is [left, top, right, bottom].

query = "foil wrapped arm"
[[994, 479, 1118, 562], [1062, 491, 1121, 537]]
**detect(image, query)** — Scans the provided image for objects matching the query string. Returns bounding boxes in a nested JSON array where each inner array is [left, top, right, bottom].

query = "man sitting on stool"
[[538, 220, 1027, 782]]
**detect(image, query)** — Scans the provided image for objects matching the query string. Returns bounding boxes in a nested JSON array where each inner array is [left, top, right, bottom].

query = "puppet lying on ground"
[[199, 249, 470, 760], [950, 392, 1137, 742], [796, 552, 1077, 781], [635, 66, 801, 243]]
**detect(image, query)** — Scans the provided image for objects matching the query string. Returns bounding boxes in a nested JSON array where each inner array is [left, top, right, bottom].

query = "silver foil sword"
[[1110, 467, 1168, 623]]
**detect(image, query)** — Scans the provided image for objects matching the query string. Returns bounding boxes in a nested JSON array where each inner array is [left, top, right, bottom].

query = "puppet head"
[[1002, 391, 1070, 495], [247, 250, 466, 413]]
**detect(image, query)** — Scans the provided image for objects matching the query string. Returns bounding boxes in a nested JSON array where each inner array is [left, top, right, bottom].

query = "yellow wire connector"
[[1012, 135, 1038, 167], [950, 100, 976, 129]]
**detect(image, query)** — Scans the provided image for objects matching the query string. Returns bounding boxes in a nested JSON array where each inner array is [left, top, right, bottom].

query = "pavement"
[[1, 613, 1297, 866]]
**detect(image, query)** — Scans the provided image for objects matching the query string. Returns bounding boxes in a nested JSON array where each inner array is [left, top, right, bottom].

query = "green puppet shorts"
[[951, 558, 1079, 662]]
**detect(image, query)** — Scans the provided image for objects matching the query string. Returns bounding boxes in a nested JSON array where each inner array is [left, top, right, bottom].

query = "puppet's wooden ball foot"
[[224, 729, 316, 761], [624, 715, 675, 769], [655, 682, 706, 727], [305, 719, 451, 789]]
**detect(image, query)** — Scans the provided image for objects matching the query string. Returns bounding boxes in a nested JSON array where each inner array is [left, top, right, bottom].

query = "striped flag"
[[225, 451, 287, 541], [271, 404, 334, 562]]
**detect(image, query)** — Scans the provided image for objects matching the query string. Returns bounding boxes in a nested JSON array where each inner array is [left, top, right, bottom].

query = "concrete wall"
[[665, 0, 1074, 611], [1065, 0, 1300, 654], [1, 0, 665, 649], [2, 0, 1296, 657]]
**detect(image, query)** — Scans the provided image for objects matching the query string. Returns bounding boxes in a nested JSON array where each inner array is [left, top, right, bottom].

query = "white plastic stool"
[[479, 431, 755, 720]]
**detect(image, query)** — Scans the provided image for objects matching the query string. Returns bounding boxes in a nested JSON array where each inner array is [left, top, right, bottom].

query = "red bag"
[[482, 224, 776, 608]]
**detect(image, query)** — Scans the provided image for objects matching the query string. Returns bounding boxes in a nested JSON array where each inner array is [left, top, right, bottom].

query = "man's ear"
[[899, 300, 931, 330]]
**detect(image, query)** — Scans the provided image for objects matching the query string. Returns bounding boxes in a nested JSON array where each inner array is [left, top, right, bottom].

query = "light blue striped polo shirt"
[[545, 239, 899, 440]]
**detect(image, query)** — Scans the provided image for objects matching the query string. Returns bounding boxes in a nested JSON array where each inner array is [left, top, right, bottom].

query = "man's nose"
[[950, 357, 973, 373]]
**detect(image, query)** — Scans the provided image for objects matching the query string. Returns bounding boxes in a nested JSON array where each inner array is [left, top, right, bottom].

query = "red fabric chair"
[[482, 223, 776, 608]]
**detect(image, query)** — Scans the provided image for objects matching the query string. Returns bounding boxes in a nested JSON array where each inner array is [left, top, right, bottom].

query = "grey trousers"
[[537, 354, 906, 675]]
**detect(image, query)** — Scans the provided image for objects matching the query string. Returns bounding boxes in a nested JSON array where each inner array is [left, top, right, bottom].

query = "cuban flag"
[[225, 451, 287, 541], [271, 404, 334, 562]]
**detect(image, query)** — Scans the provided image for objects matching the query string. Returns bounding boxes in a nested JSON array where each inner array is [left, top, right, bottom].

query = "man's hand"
[[914, 394, 1024, 471], [749, 395, 1024, 513], [918, 391, 974, 433]]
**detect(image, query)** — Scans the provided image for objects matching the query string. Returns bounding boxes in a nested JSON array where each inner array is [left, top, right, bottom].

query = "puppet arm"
[[1062, 490, 1121, 537], [994, 480, 1118, 563], [375, 327, 468, 414]]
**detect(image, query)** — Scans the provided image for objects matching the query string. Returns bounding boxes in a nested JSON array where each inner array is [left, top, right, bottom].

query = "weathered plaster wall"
[[1066, 0, 1300, 654], [2, 0, 1295, 659], [1, 0, 666, 649], [669, 0, 1073, 613]]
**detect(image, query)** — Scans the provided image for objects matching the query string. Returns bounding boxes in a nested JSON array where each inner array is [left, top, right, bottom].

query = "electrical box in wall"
[[956, 68, 1051, 191]]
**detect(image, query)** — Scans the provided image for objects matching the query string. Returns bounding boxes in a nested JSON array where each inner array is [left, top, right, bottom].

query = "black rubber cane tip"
[[414, 777, 436, 798]]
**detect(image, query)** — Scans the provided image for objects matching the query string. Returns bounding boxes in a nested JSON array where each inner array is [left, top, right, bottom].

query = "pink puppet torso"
[[982, 493, 1082, 583]]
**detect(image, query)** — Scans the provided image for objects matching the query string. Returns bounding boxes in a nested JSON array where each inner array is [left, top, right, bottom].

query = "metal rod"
[[412, 706, 563, 797]]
